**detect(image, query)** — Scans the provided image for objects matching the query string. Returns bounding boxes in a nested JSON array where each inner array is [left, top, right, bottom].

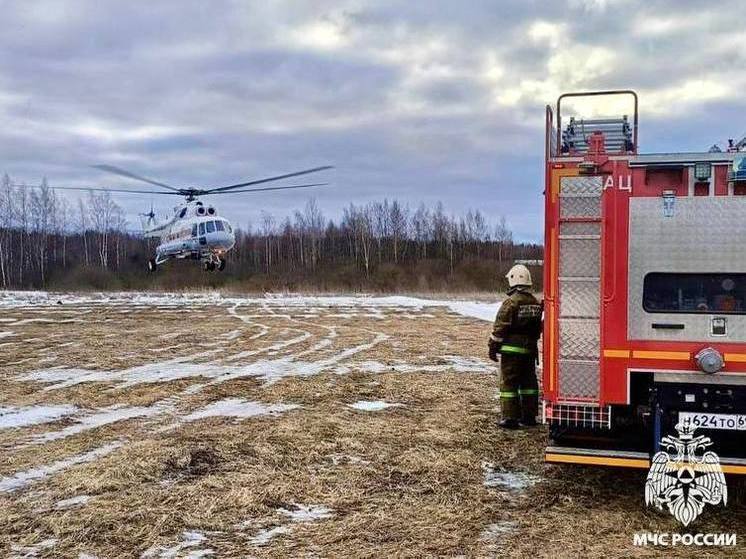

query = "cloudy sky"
[[1, 0, 744, 241]]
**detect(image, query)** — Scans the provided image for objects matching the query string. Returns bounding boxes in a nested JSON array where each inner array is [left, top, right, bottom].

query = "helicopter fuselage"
[[146, 200, 235, 271]]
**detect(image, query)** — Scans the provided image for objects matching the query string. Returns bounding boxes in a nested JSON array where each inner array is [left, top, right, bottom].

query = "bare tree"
[[304, 198, 324, 271], [494, 216, 513, 265], [29, 178, 57, 283], [88, 191, 118, 269], [0, 174, 12, 286], [412, 203, 431, 259], [77, 198, 90, 266], [389, 200, 408, 264], [260, 211, 276, 273]]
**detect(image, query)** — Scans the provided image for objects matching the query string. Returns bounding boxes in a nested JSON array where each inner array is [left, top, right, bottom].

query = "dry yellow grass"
[[0, 295, 744, 558]]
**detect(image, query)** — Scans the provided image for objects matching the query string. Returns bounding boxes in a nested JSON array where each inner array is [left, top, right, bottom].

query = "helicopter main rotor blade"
[[205, 165, 333, 194], [92, 164, 181, 192], [10, 183, 179, 195], [207, 182, 328, 194]]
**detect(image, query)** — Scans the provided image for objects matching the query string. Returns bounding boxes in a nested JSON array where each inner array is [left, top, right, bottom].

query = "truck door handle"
[[652, 323, 685, 330]]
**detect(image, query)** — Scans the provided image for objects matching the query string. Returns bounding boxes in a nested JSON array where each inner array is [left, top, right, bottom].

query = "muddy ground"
[[0, 293, 744, 558]]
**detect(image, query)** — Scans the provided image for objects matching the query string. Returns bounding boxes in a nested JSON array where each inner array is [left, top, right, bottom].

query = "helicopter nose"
[[213, 231, 234, 250]]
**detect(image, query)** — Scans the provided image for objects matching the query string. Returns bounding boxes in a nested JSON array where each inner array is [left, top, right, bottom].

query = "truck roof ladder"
[[561, 116, 633, 154], [555, 90, 639, 156]]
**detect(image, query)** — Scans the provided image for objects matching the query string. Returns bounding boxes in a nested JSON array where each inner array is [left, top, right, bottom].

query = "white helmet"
[[506, 264, 532, 288]]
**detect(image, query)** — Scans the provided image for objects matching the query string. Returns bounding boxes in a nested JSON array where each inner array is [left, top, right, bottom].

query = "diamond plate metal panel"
[[560, 176, 603, 197], [559, 238, 600, 278], [560, 280, 600, 318], [560, 222, 601, 237], [559, 359, 600, 399], [559, 318, 600, 359], [560, 196, 602, 218], [628, 197, 746, 342], [558, 176, 602, 402]]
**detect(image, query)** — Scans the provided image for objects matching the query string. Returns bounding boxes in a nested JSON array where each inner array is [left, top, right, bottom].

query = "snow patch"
[[55, 495, 91, 510], [10, 537, 58, 558], [480, 520, 518, 546], [0, 442, 121, 493], [29, 405, 165, 444], [0, 405, 78, 429], [221, 329, 242, 340], [349, 400, 402, 412], [183, 399, 298, 422], [445, 301, 498, 322], [18, 352, 225, 390], [279, 504, 333, 522], [249, 525, 291, 546], [355, 355, 491, 375], [482, 463, 542, 491], [141, 530, 213, 559], [326, 453, 370, 466]]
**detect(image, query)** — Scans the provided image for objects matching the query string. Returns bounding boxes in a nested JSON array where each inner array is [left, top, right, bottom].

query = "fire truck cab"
[[542, 90, 746, 474]]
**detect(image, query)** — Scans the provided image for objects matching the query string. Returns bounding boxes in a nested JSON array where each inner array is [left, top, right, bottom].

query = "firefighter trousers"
[[499, 353, 538, 422]]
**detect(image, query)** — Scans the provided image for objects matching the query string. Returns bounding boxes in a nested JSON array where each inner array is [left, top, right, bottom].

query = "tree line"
[[0, 176, 543, 292]]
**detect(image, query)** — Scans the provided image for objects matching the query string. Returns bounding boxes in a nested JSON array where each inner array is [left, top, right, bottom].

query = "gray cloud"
[[0, 0, 743, 241]]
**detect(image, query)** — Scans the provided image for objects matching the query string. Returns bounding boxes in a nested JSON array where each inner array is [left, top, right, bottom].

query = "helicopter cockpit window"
[[215, 220, 225, 232], [198, 223, 205, 235], [225, 222, 232, 233], [192, 225, 198, 237], [206, 221, 216, 234]]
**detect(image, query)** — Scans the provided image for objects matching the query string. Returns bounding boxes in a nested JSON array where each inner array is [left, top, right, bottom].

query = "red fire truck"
[[542, 90, 746, 474]]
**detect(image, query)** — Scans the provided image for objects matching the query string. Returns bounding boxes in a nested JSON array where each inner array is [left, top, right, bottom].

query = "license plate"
[[678, 411, 746, 431]]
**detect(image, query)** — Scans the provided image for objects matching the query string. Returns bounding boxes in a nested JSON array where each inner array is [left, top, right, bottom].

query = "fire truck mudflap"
[[542, 90, 746, 474]]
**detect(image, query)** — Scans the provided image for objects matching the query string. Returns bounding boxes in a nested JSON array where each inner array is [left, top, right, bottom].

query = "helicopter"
[[29, 164, 332, 272]]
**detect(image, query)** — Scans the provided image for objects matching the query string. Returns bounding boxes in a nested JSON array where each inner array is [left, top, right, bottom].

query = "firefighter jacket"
[[490, 287, 543, 355]]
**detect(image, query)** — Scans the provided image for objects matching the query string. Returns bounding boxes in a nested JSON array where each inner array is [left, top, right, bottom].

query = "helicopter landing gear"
[[201, 253, 225, 272], [147, 258, 157, 273]]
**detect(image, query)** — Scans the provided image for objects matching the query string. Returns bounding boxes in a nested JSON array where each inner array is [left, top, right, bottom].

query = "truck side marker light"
[[632, 350, 690, 360]]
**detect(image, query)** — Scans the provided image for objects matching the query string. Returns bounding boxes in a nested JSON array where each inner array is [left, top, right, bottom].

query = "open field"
[[0, 292, 744, 558]]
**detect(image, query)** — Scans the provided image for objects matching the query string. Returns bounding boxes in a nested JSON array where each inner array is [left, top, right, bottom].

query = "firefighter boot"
[[499, 354, 522, 424]]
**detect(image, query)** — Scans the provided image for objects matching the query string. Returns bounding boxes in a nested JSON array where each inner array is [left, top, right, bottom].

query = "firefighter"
[[488, 264, 543, 429]]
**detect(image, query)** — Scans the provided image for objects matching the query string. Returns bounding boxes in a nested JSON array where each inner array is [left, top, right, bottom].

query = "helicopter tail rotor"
[[138, 202, 157, 231]]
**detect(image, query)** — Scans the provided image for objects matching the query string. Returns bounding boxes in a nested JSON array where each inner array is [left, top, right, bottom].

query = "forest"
[[0, 175, 543, 292]]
